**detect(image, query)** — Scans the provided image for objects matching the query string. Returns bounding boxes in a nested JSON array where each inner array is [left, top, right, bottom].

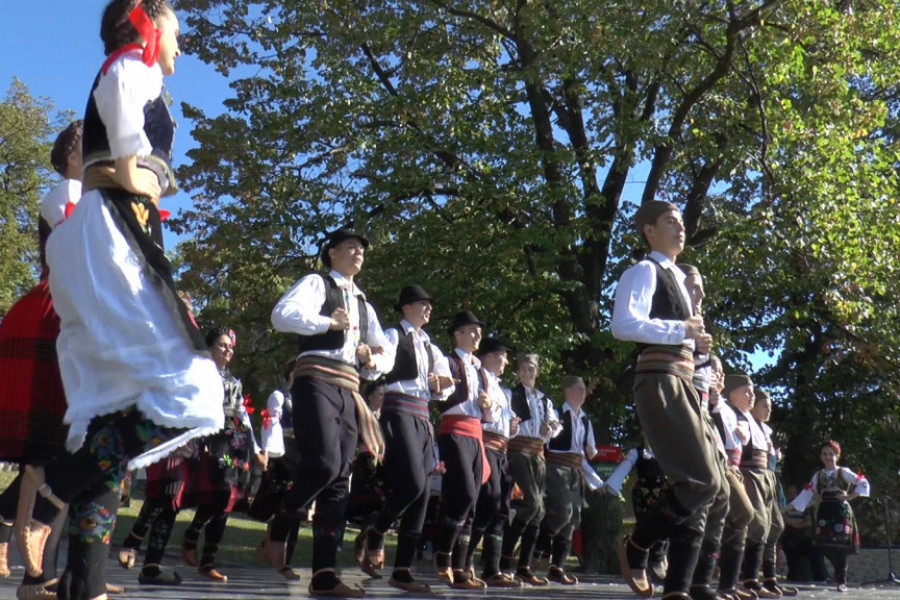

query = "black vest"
[[82, 66, 176, 189], [297, 274, 369, 355], [510, 384, 531, 422], [383, 327, 435, 385], [638, 258, 692, 351], [548, 409, 591, 452], [444, 353, 487, 411], [733, 406, 767, 470]]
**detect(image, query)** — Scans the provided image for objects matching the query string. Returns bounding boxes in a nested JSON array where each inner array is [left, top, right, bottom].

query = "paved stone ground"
[[3, 560, 900, 600]]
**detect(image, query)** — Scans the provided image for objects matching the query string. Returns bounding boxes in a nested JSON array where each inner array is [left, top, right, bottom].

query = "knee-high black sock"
[[519, 523, 540, 568], [550, 536, 572, 569], [740, 541, 764, 583], [663, 522, 703, 595], [200, 512, 228, 568], [452, 532, 472, 571], [691, 539, 719, 589], [501, 518, 527, 570]]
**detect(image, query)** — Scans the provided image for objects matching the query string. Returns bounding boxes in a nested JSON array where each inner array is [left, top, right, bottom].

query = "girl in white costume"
[[15, 2, 222, 598]]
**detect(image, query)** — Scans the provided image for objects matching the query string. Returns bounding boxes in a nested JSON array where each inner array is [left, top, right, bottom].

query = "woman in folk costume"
[[786, 440, 870, 593], [13, 2, 224, 598], [180, 328, 264, 582], [0, 121, 83, 597]]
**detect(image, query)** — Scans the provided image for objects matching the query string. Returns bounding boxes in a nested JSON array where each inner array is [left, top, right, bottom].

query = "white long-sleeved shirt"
[[790, 467, 871, 512], [271, 269, 395, 376], [548, 401, 597, 459], [261, 389, 289, 457], [604, 447, 641, 495], [508, 385, 563, 442], [383, 320, 454, 400], [482, 370, 517, 438], [611, 250, 694, 349], [442, 348, 493, 421]]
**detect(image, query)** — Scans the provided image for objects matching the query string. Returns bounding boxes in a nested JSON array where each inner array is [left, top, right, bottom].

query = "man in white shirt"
[[725, 375, 779, 599], [269, 227, 395, 598], [500, 353, 562, 585], [611, 200, 721, 599], [432, 310, 493, 589], [356, 284, 452, 593], [539, 375, 598, 585], [463, 337, 522, 588]]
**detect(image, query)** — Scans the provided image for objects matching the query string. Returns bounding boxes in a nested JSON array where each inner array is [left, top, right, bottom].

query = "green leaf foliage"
[[172, 0, 900, 541]]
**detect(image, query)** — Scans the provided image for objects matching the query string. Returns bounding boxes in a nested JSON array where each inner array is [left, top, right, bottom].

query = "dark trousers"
[[633, 372, 720, 595], [501, 449, 545, 571], [762, 472, 785, 580], [272, 376, 358, 573], [466, 448, 511, 577], [435, 433, 483, 571], [371, 410, 434, 569], [692, 447, 730, 591]]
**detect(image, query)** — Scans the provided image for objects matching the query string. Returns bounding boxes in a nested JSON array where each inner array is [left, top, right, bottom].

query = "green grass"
[[0, 468, 397, 568]]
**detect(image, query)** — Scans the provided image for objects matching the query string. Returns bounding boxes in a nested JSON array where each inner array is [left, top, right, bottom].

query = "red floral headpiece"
[[823, 440, 841, 456]]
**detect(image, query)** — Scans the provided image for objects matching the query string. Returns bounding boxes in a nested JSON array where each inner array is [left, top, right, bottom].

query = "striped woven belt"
[[482, 431, 508, 453], [740, 449, 769, 472], [636, 345, 695, 383], [382, 391, 430, 420], [507, 436, 545, 456], [545, 451, 582, 470]]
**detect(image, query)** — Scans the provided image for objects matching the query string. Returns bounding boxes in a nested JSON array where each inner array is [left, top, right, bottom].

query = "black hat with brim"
[[394, 285, 434, 312], [477, 337, 509, 357], [321, 227, 369, 266], [447, 310, 485, 335]]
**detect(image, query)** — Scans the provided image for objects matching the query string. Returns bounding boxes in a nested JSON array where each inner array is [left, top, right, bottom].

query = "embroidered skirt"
[[46, 188, 224, 468]]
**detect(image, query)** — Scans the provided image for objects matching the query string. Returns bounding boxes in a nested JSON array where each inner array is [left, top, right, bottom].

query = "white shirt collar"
[[400, 319, 430, 342], [648, 250, 676, 269], [455, 347, 480, 368]]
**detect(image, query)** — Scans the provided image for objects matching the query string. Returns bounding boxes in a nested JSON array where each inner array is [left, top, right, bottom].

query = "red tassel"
[[243, 394, 255, 415], [261, 409, 271, 428], [128, 2, 161, 67]]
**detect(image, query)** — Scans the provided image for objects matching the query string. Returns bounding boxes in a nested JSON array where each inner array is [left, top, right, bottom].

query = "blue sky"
[[0, 1, 233, 250]]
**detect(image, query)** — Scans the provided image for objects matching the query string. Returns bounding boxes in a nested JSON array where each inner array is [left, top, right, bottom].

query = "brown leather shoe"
[[199, 566, 228, 582], [548, 566, 578, 585], [308, 580, 366, 597], [617, 536, 652, 596], [277, 565, 301, 580], [730, 586, 758, 599], [389, 577, 431, 593], [105, 582, 126, 594], [433, 553, 453, 583], [743, 580, 778, 598], [515, 567, 549, 586], [450, 571, 486, 589], [485, 573, 523, 588]]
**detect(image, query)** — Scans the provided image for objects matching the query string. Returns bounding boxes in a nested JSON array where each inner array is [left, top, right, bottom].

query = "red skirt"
[[0, 280, 68, 463]]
